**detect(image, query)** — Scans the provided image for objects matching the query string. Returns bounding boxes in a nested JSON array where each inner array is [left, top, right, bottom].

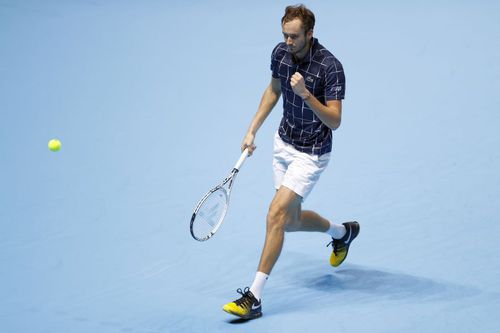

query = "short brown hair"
[[281, 4, 315, 33]]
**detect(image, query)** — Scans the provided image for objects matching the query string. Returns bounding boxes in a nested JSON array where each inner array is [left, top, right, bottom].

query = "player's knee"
[[266, 204, 288, 230], [266, 198, 302, 232]]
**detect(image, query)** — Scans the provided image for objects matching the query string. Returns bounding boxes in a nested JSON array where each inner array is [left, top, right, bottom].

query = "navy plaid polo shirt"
[[271, 38, 345, 155]]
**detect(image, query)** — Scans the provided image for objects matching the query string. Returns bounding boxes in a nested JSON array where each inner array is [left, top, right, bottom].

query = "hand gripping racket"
[[190, 149, 249, 241]]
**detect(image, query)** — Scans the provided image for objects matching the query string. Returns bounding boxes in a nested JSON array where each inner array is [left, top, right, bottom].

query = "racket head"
[[190, 186, 230, 241]]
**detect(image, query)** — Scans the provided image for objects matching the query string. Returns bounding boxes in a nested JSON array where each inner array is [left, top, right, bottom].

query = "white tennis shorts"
[[273, 132, 331, 201]]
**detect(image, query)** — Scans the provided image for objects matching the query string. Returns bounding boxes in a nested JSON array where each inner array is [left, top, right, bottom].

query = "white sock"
[[249, 271, 268, 301], [326, 220, 346, 239]]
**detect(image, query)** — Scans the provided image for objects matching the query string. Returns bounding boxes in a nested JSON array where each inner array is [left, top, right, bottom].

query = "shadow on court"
[[305, 265, 478, 301], [227, 317, 257, 325], [262, 261, 481, 317]]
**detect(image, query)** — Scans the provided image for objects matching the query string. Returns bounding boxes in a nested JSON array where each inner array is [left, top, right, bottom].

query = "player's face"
[[282, 18, 312, 58]]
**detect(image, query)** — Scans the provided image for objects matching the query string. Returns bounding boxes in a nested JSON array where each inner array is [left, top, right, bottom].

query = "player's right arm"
[[242, 77, 281, 155]]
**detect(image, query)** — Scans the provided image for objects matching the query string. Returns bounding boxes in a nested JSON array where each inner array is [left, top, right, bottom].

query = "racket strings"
[[192, 188, 228, 238]]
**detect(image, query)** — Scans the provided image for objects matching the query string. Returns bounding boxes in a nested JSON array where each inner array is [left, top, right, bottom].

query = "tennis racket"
[[190, 148, 249, 241]]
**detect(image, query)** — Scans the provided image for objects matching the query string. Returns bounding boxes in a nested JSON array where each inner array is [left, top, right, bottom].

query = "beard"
[[288, 42, 306, 54], [289, 39, 310, 62]]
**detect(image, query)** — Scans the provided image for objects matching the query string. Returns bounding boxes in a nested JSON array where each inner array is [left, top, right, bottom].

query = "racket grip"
[[234, 148, 249, 171]]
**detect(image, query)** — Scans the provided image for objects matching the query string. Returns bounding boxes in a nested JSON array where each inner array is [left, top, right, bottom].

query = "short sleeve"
[[324, 59, 346, 100], [270, 44, 280, 79]]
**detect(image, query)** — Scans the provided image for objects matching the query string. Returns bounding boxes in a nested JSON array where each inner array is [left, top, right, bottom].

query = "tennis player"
[[223, 5, 359, 319]]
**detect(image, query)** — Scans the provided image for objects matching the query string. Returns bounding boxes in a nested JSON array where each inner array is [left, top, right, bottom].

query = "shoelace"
[[234, 287, 255, 308], [327, 238, 346, 256], [326, 239, 338, 255]]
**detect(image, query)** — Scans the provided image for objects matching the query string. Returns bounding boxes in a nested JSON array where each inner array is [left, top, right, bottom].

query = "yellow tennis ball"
[[48, 139, 62, 152]]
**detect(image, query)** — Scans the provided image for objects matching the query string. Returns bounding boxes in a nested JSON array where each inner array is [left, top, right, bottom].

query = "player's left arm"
[[305, 93, 342, 130], [290, 72, 342, 130]]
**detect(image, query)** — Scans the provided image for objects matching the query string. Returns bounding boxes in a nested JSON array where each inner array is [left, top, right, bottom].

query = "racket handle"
[[234, 148, 249, 171]]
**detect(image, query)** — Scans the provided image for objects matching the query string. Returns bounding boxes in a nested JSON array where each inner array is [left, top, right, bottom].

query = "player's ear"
[[307, 29, 313, 40]]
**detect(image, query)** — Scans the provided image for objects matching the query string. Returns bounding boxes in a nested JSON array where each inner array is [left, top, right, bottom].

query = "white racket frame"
[[190, 149, 249, 241]]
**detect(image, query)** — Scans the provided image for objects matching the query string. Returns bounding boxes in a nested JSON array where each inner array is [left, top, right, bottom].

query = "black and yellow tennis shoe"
[[223, 287, 262, 319], [327, 221, 360, 267]]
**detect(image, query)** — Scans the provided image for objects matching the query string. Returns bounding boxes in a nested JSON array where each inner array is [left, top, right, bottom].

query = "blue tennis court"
[[1, 1, 500, 332]]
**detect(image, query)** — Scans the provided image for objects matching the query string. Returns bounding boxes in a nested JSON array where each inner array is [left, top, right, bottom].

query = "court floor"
[[1, 1, 500, 332]]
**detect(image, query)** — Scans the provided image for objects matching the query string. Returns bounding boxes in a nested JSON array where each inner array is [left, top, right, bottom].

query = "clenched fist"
[[290, 72, 311, 100]]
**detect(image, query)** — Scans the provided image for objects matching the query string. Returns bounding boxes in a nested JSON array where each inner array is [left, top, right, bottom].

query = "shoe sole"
[[223, 308, 262, 320]]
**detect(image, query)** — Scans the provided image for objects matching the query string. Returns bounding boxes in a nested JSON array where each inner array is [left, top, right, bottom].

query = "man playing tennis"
[[223, 5, 359, 319]]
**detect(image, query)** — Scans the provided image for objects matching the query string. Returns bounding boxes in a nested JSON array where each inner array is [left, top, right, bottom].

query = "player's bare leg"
[[223, 188, 359, 319], [286, 210, 330, 232], [283, 199, 360, 267], [257, 186, 302, 274], [222, 186, 299, 319]]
